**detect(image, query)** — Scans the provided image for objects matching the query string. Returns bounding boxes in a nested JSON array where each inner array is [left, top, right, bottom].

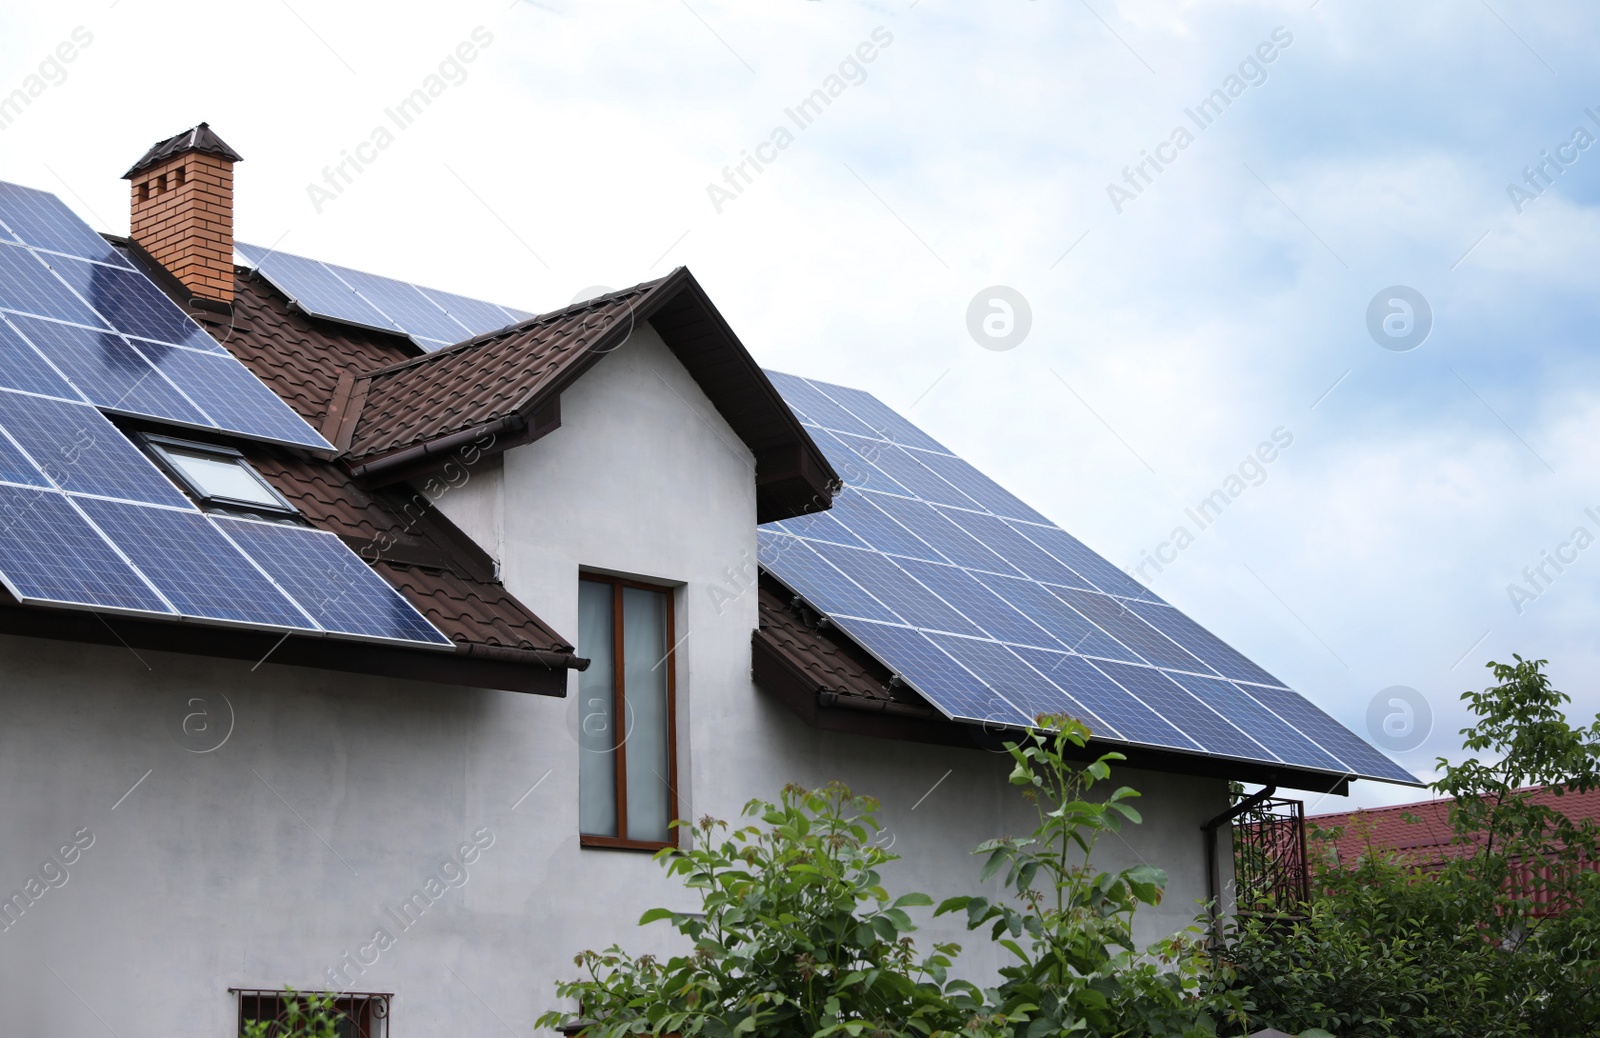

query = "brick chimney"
[[123, 123, 243, 307]]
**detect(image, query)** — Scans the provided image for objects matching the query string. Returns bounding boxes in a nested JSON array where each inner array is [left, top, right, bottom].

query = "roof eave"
[[0, 602, 579, 696], [345, 267, 840, 522]]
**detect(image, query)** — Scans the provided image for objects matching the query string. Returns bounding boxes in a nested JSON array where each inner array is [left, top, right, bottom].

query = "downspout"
[[1200, 783, 1276, 958]]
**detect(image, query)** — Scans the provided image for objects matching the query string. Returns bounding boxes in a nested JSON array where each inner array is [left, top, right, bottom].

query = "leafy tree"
[[936, 715, 1241, 1037], [1227, 656, 1600, 1037]]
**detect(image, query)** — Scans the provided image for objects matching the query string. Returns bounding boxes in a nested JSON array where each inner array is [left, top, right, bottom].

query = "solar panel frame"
[[1123, 599, 1287, 688], [906, 447, 1052, 524], [866, 492, 1024, 574], [935, 507, 1100, 590], [1007, 520, 1167, 604], [966, 571, 1137, 660], [892, 556, 1061, 649], [1162, 670, 1348, 772], [1049, 586, 1215, 674], [1012, 647, 1199, 750], [928, 632, 1116, 734], [238, 245, 399, 333], [807, 540, 986, 636], [418, 286, 526, 337], [47, 254, 224, 353], [239, 241, 532, 349], [1238, 682, 1418, 783], [765, 372, 882, 438], [1092, 659, 1274, 762], [838, 437, 981, 509], [829, 491, 944, 562], [805, 379, 951, 452], [807, 427, 912, 496], [758, 534, 902, 624], [0, 423, 49, 488]]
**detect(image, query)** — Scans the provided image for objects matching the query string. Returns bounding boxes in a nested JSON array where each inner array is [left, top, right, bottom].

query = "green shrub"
[[1225, 656, 1600, 1037], [538, 716, 1238, 1037]]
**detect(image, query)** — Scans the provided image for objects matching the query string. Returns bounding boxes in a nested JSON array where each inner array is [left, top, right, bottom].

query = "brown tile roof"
[[222, 266, 415, 433], [193, 270, 578, 668], [346, 279, 666, 462], [756, 578, 899, 704], [337, 267, 837, 524]]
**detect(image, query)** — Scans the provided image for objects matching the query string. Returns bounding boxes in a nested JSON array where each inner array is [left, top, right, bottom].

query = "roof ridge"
[[354, 269, 681, 383], [1306, 783, 1591, 822]]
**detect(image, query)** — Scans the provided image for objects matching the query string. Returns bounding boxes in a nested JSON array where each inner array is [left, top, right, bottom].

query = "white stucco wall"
[[0, 324, 1228, 1035]]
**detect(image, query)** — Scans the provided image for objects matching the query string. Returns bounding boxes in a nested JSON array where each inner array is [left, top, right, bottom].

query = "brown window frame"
[[578, 573, 680, 852]]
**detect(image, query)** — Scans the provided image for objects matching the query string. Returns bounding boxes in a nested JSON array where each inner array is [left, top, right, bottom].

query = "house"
[[1307, 785, 1600, 914], [0, 124, 1415, 1035]]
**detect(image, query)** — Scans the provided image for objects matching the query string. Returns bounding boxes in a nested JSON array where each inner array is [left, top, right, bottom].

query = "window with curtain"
[[577, 575, 678, 848]]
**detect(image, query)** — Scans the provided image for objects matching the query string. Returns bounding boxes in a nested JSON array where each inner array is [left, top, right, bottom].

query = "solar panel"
[[0, 315, 78, 398], [760, 371, 1416, 785], [75, 497, 317, 630], [0, 182, 332, 451], [0, 483, 171, 613], [214, 517, 455, 647], [0, 243, 102, 325], [0, 469, 454, 648], [4, 314, 210, 426], [0, 182, 133, 267], [332, 266, 474, 345], [0, 184, 460, 650], [0, 389, 191, 507], [128, 340, 325, 446], [237, 242, 532, 351], [46, 253, 224, 353]]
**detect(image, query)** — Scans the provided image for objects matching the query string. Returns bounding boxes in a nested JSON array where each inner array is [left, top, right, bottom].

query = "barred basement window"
[[232, 988, 390, 1038], [577, 574, 679, 850]]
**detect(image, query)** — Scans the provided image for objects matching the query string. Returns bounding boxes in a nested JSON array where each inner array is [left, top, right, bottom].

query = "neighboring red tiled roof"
[[203, 271, 576, 662], [1308, 785, 1600, 867], [346, 279, 668, 461]]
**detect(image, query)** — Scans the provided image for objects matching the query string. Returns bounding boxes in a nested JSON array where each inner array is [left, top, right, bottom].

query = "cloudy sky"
[[3, 0, 1598, 810]]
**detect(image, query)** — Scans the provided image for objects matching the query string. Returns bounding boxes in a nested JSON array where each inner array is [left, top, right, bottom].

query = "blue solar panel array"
[[760, 371, 1416, 785], [0, 387, 454, 648], [0, 182, 450, 649], [0, 181, 331, 451], [236, 243, 534, 351]]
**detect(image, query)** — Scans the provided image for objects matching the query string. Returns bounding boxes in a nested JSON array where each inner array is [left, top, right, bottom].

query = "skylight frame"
[[139, 432, 298, 516]]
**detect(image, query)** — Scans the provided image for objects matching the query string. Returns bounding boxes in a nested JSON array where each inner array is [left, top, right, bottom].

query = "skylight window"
[[141, 434, 295, 514]]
